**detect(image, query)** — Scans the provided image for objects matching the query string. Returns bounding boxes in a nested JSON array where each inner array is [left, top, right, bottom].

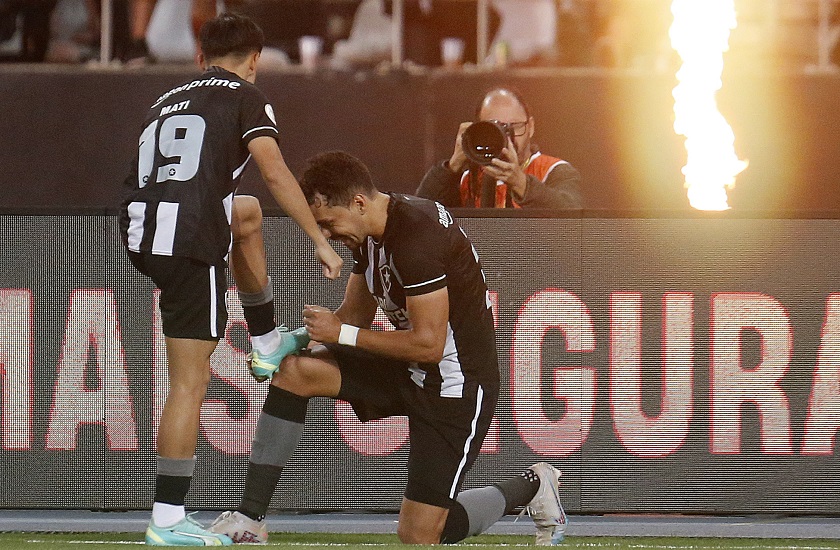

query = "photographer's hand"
[[447, 122, 472, 174], [484, 143, 527, 201]]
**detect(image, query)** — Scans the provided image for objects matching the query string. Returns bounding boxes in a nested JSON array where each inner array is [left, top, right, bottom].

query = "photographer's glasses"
[[487, 120, 528, 137]]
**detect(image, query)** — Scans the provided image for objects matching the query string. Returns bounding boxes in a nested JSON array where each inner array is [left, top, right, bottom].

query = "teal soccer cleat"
[[145, 514, 233, 546], [247, 326, 310, 382]]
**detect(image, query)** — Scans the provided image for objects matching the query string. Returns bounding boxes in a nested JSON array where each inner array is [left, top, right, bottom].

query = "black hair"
[[199, 12, 264, 61], [474, 86, 532, 121], [299, 151, 377, 207]]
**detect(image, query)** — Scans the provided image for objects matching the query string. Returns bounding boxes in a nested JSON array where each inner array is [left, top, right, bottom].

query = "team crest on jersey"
[[379, 264, 393, 293], [265, 104, 276, 125]]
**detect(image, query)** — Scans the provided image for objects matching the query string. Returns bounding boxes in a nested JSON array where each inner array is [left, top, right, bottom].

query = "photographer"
[[416, 88, 582, 209]]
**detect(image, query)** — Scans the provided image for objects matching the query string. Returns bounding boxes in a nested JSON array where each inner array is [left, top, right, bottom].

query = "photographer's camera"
[[461, 121, 514, 165]]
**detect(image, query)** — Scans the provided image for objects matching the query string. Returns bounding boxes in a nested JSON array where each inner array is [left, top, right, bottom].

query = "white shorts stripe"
[[151, 202, 179, 256], [208, 265, 218, 338], [449, 385, 484, 498]]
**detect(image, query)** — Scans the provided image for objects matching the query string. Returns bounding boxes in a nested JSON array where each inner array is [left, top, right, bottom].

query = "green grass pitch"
[[4, 533, 840, 550]]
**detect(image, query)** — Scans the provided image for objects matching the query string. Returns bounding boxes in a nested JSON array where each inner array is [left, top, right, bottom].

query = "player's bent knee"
[[271, 354, 338, 398], [232, 195, 263, 239], [271, 355, 310, 395]]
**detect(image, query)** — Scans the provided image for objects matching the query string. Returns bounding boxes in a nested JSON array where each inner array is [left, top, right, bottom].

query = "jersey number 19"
[[137, 114, 207, 188]]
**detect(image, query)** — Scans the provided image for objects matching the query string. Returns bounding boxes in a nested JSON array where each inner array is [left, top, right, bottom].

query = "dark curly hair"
[[299, 151, 377, 207]]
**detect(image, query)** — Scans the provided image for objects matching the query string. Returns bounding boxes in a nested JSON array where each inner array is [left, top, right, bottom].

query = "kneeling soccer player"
[[211, 151, 567, 545]]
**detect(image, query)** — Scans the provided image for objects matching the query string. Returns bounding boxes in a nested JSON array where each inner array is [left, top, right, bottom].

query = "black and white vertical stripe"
[[448, 384, 485, 498]]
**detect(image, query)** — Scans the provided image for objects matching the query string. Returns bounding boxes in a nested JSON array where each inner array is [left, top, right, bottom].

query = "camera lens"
[[461, 121, 509, 165]]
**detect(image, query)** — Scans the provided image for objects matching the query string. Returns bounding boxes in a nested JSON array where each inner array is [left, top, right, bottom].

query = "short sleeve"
[[239, 86, 279, 145], [390, 217, 448, 297]]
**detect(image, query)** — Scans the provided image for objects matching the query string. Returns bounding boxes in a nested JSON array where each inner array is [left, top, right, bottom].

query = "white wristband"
[[338, 324, 360, 347]]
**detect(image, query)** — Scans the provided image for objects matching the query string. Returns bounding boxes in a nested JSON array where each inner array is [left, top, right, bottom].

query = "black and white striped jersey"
[[352, 193, 499, 397], [120, 66, 279, 265]]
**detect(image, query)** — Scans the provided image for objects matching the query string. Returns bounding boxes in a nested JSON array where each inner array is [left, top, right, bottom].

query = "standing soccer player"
[[120, 13, 342, 546], [210, 151, 567, 545]]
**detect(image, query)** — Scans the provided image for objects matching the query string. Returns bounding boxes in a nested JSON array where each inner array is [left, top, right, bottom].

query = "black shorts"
[[326, 344, 497, 509], [128, 252, 227, 340]]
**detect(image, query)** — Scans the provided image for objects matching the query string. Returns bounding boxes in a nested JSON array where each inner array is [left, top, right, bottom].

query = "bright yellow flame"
[[670, 0, 748, 211]]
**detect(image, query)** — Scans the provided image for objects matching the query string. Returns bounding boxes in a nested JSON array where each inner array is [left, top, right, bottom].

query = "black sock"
[[238, 462, 284, 521], [243, 300, 275, 337], [154, 475, 191, 506], [263, 385, 309, 422], [493, 468, 540, 514]]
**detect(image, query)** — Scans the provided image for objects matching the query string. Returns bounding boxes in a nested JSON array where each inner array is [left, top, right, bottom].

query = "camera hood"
[[461, 121, 509, 165]]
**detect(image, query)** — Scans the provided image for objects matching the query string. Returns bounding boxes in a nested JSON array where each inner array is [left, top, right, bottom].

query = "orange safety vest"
[[458, 152, 567, 208]]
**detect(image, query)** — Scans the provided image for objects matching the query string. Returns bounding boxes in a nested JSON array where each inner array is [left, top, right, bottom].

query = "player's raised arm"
[[248, 135, 343, 279]]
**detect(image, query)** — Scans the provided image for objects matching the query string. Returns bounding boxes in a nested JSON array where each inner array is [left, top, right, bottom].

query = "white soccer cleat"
[[208, 511, 268, 544], [523, 462, 568, 545]]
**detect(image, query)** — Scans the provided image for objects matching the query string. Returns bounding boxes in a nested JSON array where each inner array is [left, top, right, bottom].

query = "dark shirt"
[[352, 193, 499, 397], [416, 150, 582, 209], [120, 67, 279, 265]]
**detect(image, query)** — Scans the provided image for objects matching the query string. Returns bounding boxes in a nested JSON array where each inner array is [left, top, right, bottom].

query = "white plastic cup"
[[440, 37, 465, 68], [298, 35, 323, 70]]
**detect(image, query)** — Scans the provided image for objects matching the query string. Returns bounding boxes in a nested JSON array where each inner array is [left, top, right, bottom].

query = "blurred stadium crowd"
[[1, 0, 839, 70]]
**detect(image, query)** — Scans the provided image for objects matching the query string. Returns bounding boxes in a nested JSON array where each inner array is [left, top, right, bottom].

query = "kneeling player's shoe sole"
[[145, 514, 233, 546]]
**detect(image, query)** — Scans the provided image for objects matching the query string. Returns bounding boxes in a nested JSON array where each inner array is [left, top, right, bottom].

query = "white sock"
[[152, 502, 186, 528], [252, 329, 281, 356]]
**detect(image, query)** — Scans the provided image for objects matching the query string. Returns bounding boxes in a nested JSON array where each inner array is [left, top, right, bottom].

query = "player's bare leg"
[[231, 195, 309, 382], [231, 195, 268, 295], [146, 337, 232, 546], [157, 337, 217, 459]]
